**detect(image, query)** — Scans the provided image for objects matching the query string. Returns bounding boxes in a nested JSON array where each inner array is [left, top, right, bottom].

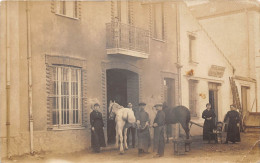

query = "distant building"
[[187, 0, 260, 133]]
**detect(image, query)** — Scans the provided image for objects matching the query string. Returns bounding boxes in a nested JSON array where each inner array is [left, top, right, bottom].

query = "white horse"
[[108, 101, 136, 154]]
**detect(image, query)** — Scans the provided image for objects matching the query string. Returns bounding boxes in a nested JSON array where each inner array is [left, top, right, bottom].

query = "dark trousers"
[[127, 127, 136, 147]]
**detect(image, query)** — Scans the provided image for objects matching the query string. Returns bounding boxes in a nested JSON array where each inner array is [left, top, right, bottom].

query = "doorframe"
[[241, 86, 250, 116], [160, 71, 179, 106], [101, 61, 142, 139], [208, 82, 221, 122]]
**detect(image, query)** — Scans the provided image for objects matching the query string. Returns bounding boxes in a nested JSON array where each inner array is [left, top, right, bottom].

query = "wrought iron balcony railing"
[[106, 22, 150, 58]]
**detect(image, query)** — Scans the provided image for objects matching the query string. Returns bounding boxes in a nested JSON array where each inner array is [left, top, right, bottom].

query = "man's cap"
[[94, 103, 100, 107], [138, 102, 146, 106]]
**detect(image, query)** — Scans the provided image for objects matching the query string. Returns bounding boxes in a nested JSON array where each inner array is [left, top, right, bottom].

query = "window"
[[52, 66, 81, 126], [152, 3, 164, 40], [189, 34, 197, 63], [189, 80, 198, 117], [56, 1, 79, 19]]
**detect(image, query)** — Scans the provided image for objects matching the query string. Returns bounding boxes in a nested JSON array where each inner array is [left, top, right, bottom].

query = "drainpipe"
[[26, 1, 34, 155], [175, 1, 182, 139], [176, 2, 182, 105], [5, 1, 11, 158]]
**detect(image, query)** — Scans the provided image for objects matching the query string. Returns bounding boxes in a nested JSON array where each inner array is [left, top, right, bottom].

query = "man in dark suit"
[[127, 103, 136, 148]]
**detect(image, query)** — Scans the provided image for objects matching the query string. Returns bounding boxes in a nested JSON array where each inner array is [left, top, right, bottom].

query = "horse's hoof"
[[119, 152, 124, 155]]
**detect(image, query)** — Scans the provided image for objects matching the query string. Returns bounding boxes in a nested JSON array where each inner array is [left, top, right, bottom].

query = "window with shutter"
[[45, 55, 87, 129], [152, 3, 165, 40], [54, 0, 80, 19]]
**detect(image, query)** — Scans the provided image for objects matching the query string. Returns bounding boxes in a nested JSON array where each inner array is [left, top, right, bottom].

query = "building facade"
[[0, 1, 181, 157], [187, 0, 260, 132]]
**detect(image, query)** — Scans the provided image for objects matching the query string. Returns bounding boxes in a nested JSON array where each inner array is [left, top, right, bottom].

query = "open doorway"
[[163, 78, 175, 108], [209, 82, 220, 123], [106, 69, 139, 144]]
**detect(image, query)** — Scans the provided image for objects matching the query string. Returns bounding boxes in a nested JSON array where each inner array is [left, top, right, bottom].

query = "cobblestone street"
[[3, 133, 259, 163]]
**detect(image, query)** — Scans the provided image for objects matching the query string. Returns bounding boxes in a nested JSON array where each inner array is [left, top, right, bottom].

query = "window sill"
[[55, 13, 79, 20], [189, 61, 199, 66], [151, 37, 166, 43], [48, 126, 86, 131]]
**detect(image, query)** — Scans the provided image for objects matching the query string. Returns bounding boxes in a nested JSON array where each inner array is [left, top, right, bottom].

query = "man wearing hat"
[[153, 103, 165, 157], [136, 102, 151, 155], [127, 103, 136, 148], [90, 103, 106, 152]]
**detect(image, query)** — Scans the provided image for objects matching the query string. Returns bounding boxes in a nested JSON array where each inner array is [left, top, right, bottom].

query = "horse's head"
[[108, 101, 122, 120]]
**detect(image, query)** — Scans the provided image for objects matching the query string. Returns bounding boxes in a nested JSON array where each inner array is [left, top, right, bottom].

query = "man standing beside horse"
[[127, 103, 136, 148], [136, 102, 151, 156], [153, 103, 165, 157]]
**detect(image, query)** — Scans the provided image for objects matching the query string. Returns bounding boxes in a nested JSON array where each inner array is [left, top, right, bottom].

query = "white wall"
[[179, 2, 235, 136]]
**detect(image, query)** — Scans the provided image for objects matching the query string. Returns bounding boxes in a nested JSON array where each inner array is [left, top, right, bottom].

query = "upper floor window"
[[55, 1, 79, 19], [152, 3, 165, 40], [189, 34, 197, 63]]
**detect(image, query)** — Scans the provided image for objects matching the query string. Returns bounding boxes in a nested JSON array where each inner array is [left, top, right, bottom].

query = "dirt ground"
[[2, 133, 260, 163]]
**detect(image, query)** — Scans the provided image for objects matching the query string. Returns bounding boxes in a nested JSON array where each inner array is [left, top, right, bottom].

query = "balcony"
[[106, 22, 150, 59]]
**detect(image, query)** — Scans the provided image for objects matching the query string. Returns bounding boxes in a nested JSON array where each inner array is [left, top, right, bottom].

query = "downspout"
[[175, 1, 182, 139], [176, 2, 182, 105], [245, 9, 250, 78], [5, 1, 11, 158], [26, 1, 34, 155]]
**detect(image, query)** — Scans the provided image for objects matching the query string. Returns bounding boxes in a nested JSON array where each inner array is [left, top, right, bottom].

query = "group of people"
[[135, 102, 165, 157], [90, 101, 242, 156], [202, 103, 241, 144], [90, 102, 167, 157]]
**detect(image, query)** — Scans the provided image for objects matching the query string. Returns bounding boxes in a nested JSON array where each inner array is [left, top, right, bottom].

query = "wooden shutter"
[[76, 1, 82, 19], [81, 69, 88, 127], [46, 65, 55, 129], [51, 0, 56, 13]]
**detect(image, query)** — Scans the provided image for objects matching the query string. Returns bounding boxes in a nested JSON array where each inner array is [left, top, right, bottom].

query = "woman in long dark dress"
[[90, 103, 106, 152], [224, 105, 241, 144], [202, 103, 216, 142]]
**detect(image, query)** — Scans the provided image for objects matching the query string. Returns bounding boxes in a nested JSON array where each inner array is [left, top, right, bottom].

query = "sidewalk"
[[2, 133, 259, 163]]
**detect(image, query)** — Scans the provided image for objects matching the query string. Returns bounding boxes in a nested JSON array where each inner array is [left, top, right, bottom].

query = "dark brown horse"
[[163, 105, 191, 139]]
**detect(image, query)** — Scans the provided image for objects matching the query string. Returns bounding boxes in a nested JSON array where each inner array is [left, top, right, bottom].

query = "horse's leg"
[[119, 127, 124, 154], [124, 127, 128, 150], [180, 121, 190, 139], [115, 124, 119, 148]]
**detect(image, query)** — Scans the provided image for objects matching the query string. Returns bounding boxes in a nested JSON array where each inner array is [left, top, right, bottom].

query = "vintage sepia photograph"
[[0, 0, 259, 162]]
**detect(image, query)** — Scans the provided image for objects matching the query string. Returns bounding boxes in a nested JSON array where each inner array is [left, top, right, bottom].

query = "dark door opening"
[[163, 78, 175, 108], [107, 69, 128, 107], [209, 82, 220, 123], [106, 69, 139, 144]]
